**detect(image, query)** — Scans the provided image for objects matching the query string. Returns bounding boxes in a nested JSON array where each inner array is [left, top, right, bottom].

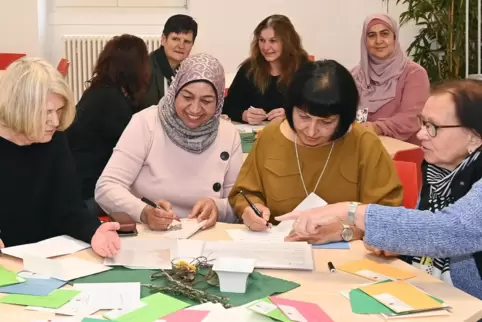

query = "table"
[[1, 223, 482, 321]]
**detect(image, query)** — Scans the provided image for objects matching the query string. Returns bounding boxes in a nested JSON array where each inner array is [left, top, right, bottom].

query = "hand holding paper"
[[91, 222, 121, 258], [188, 198, 218, 229]]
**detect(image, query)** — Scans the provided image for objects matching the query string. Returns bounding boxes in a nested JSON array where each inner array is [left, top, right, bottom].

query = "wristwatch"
[[347, 202, 360, 226], [341, 223, 354, 242]]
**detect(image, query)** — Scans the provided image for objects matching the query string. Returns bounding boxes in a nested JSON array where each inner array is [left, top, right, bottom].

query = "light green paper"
[[248, 297, 291, 322], [0, 265, 25, 287], [0, 289, 80, 309], [114, 292, 190, 322]]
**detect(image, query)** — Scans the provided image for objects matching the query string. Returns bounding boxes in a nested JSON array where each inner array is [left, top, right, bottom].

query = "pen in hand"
[[239, 190, 270, 227], [141, 197, 181, 222]]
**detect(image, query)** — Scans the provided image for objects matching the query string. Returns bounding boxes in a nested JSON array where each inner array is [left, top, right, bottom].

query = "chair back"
[[57, 58, 70, 77], [393, 160, 419, 209], [0, 53, 26, 70], [393, 147, 424, 192]]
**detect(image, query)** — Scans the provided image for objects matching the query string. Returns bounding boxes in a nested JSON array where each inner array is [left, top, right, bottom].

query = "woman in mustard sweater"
[[228, 60, 403, 245]]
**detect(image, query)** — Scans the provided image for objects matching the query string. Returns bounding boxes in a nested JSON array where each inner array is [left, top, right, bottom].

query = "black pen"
[[141, 197, 180, 222], [328, 261, 336, 273], [239, 190, 270, 227]]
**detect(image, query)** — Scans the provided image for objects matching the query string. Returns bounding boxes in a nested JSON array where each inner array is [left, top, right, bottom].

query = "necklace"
[[294, 135, 335, 197]]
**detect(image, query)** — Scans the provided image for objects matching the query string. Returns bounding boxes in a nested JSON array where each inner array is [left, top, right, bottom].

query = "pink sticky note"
[[160, 309, 210, 322], [269, 296, 334, 322]]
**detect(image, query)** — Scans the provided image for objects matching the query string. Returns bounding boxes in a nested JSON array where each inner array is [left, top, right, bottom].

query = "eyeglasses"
[[417, 115, 462, 138]]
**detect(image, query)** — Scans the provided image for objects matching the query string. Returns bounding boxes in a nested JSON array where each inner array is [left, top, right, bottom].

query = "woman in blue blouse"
[[276, 79, 482, 299]]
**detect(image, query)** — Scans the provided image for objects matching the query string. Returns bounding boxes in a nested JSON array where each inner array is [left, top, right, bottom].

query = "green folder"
[[248, 297, 291, 322], [70, 267, 299, 307], [0, 265, 25, 287], [0, 289, 80, 309], [113, 293, 190, 322]]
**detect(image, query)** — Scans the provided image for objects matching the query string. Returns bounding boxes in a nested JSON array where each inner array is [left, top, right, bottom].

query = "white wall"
[[0, 0, 44, 56], [0, 0, 419, 73]]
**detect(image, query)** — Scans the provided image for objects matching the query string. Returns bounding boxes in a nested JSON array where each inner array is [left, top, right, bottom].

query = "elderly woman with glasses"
[[277, 79, 482, 299]]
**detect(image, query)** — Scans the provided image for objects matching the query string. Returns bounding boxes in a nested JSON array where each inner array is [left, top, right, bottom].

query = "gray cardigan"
[[365, 178, 482, 299]]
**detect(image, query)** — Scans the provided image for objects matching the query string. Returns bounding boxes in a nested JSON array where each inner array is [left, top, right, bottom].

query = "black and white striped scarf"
[[410, 151, 481, 283]]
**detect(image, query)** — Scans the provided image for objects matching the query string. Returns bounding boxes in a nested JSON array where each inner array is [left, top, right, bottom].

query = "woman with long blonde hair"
[[223, 14, 309, 124]]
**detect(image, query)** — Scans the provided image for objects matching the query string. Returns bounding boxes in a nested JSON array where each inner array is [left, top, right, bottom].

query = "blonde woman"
[[0, 57, 120, 258]]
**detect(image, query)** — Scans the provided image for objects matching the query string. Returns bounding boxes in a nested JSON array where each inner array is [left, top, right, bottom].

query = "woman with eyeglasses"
[[276, 79, 482, 299]]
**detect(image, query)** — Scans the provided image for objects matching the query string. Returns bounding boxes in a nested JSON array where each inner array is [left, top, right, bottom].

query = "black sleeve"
[[50, 132, 101, 243], [97, 91, 134, 148], [222, 64, 252, 123]]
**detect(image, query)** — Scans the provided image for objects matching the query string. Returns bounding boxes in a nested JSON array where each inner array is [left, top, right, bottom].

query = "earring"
[[468, 147, 475, 154]]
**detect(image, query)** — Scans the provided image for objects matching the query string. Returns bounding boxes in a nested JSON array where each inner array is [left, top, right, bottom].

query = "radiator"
[[62, 35, 161, 103]]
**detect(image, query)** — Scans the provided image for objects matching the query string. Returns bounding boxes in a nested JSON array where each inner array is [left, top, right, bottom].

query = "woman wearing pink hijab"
[[352, 14, 430, 144]]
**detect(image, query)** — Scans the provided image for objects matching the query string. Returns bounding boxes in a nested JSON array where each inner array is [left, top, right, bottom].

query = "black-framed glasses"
[[417, 115, 462, 138]]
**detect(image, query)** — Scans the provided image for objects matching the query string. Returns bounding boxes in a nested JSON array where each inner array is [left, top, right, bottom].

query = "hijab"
[[158, 53, 225, 154], [352, 14, 408, 113]]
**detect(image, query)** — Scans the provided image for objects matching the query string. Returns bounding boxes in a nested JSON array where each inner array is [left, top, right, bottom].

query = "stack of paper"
[[341, 280, 451, 319], [23, 256, 112, 281], [0, 289, 80, 309], [104, 238, 175, 269], [248, 296, 334, 322], [202, 240, 314, 270], [0, 271, 65, 296], [1, 235, 90, 259]]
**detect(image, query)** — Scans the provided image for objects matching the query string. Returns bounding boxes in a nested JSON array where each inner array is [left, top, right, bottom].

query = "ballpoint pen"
[[239, 190, 270, 227], [141, 197, 181, 222]]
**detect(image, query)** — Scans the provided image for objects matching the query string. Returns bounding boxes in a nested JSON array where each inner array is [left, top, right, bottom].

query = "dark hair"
[[87, 34, 149, 105], [285, 60, 359, 141], [244, 14, 309, 94], [432, 79, 482, 138], [162, 14, 198, 42]]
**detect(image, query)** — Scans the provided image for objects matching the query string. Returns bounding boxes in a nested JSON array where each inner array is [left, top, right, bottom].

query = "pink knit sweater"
[[367, 61, 430, 145]]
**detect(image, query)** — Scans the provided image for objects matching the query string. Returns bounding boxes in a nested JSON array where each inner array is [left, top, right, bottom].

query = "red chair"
[[0, 53, 26, 70], [57, 58, 70, 77], [393, 147, 424, 192], [394, 160, 419, 209]]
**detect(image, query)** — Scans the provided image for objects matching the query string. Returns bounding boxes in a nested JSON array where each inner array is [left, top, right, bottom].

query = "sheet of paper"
[[164, 219, 206, 239], [272, 193, 328, 235], [0, 265, 26, 287], [234, 124, 266, 133], [269, 296, 334, 322], [26, 292, 99, 316], [103, 238, 175, 269], [114, 292, 191, 322], [203, 305, 273, 322], [359, 280, 445, 313], [159, 309, 210, 322], [0, 289, 80, 308], [203, 241, 314, 270], [23, 256, 112, 281], [338, 259, 416, 281], [1, 235, 90, 259], [73, 282, 141, 310], [104, 301, 147, 320], [312, 242, 350, 249], [172, 239, 205, 259], [0, 271, 65, 296], [247, 298, 291, 322], [226, 229, 286, 242]]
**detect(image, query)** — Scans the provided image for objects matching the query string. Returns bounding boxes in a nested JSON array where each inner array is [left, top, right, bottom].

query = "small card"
[[248, 298, 291, 322], [359, 280, 445, 313], [338, 259, 416, 281], [0, 271, 66, 296], [269, 296, 334, 322]]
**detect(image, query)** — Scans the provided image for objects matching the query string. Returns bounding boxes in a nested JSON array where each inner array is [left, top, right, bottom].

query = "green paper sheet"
[[114, 293, 190, 322], [248, 297, 291, 322], [0, 265, 25, 287], [70, 266, 300, 307], [0, 289, 80, 309], [349, 288, 445, 315]]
